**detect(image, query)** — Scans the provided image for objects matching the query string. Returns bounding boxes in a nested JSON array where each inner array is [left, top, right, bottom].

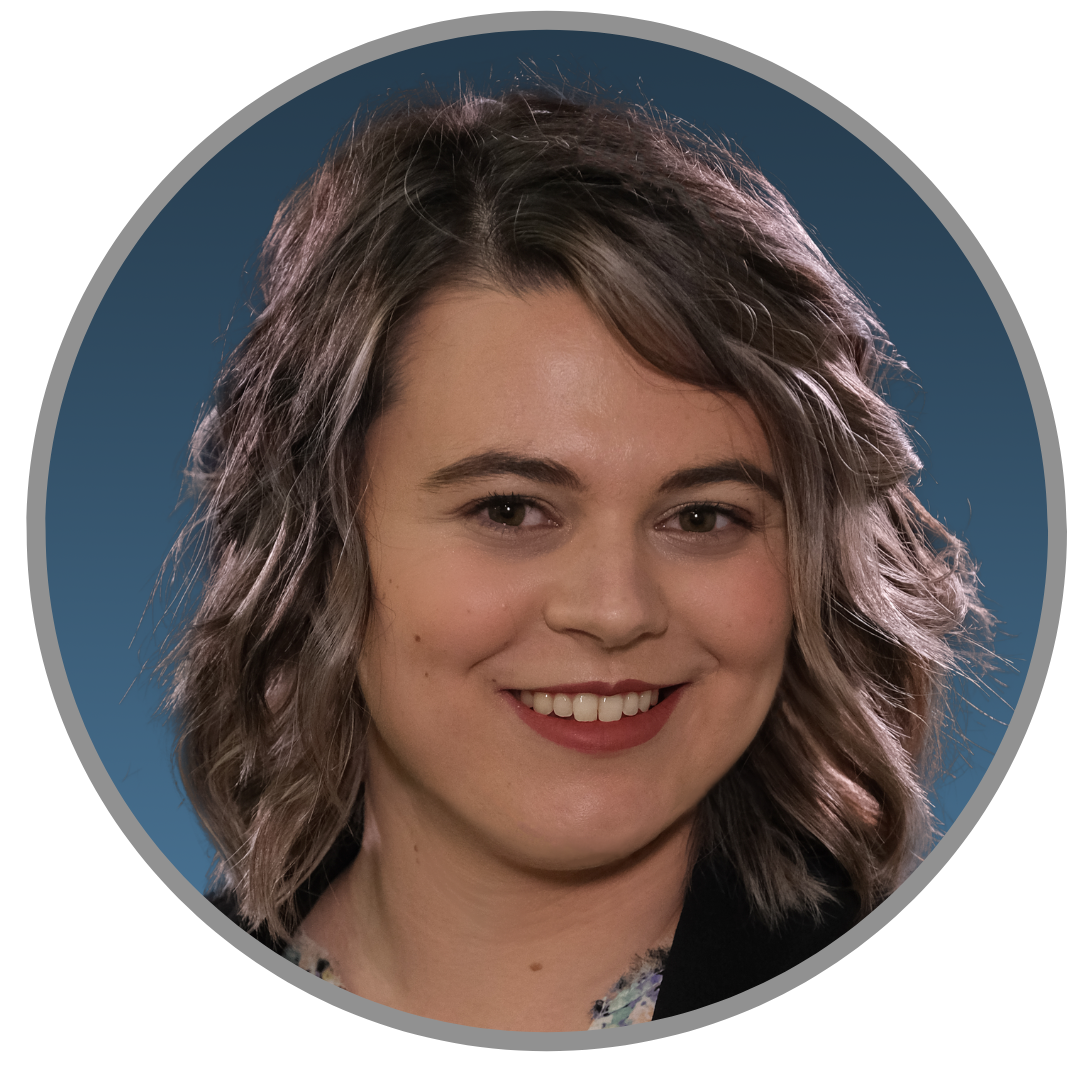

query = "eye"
[[486, 498, 528, 527], [471, 495, 555, 531], [659, 503, 742, 534], [677, 507, 719, 532]]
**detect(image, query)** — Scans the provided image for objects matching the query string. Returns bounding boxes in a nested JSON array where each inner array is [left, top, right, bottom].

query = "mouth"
[[514, 685, 671, 723], [506, 682, 685, 753]]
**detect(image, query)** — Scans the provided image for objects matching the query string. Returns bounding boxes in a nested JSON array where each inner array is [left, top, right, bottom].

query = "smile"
[[507, 683, 684, 754], [515, 688, 660, 722]]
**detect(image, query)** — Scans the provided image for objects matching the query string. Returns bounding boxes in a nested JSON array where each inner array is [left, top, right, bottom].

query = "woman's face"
[[358, 287, 791, 871]]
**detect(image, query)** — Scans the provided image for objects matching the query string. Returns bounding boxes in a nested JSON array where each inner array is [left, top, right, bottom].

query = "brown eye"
[[487, 499, 528, 527], [678, 507, 717, 532]]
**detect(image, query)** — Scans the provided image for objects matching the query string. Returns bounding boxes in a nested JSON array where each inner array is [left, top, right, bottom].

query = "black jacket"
[[652, 841, 858, 1018], [208, 826, 859, 1020]]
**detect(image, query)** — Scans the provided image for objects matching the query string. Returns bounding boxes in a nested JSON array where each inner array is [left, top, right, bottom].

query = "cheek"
[[680, 551, 792, 674], [357, 549, 544, 814], [360, 547, 533, 695]]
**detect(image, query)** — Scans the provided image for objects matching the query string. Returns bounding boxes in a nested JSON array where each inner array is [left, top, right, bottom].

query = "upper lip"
[[517, 680, 670, 696]]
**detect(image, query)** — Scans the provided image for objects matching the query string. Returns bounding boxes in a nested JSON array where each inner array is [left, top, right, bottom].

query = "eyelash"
[[465, 494, 752, 535]]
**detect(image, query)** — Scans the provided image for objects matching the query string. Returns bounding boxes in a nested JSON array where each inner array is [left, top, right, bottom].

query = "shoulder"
[[653, 844, 860, 1020]]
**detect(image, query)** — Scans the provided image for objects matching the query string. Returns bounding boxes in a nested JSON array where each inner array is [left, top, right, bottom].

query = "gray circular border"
[[27, 10, 1066, 1052]]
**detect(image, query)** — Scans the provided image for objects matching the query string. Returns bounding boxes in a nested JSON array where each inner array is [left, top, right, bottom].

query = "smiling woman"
[[162, 89, 991, 1031]]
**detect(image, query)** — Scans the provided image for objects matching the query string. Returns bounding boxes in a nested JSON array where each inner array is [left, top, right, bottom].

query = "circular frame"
[[27, 11, 1065, 1049]]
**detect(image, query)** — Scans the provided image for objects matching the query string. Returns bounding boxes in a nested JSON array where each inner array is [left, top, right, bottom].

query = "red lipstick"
[[506, 685, 684, 754]]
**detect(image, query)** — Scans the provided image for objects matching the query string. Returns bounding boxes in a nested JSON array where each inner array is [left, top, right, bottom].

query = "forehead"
[[376, 286, 773, 480]]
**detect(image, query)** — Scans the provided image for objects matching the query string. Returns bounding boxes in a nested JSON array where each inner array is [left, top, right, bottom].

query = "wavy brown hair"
[[161, 89, 992, 940]]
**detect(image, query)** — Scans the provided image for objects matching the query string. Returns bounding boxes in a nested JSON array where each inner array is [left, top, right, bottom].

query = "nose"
[[541, 526, 667, 649]]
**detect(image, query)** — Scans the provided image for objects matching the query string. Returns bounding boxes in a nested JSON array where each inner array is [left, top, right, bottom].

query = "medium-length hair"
[[163, 89, 992, 940]]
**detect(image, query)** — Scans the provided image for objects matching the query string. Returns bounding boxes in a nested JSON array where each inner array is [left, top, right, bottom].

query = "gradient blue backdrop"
[[46, 31, 1046, 891]]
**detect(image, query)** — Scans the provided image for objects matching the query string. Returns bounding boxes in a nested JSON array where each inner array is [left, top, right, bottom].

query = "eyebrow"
[[422, 451, 781, 501], [657, 461, 783, 501], [422, 451, 585, 492]]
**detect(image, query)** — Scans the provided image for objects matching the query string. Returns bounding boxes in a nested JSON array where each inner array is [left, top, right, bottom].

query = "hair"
[[161, 87, 993, 940]]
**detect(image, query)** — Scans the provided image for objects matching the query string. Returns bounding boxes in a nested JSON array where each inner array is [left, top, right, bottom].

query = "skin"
[[300, 286, 792, 1031]]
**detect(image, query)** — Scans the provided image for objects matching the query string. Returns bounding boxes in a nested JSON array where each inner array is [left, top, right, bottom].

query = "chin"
[[495, 799, 687, 873]]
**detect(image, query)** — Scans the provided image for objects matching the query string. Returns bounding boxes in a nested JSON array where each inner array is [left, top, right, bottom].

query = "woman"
[[164, 89, 990, 1031]]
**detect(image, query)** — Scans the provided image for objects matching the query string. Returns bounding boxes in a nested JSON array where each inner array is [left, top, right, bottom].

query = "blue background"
[[46, 31, 1046, 891]]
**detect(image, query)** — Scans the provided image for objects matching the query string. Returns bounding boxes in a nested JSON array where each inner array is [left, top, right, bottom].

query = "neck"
[[299, 756, 693, 1031]]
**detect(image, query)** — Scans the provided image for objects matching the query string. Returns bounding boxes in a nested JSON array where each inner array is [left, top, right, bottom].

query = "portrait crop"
[[39, 26, 1050, 1045]]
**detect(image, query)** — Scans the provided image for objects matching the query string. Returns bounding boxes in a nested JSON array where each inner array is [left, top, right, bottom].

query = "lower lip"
[[507, 686, 684, 754]]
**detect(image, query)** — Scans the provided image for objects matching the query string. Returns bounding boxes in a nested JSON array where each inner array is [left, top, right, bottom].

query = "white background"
[[6, 2, 1076, 1075]]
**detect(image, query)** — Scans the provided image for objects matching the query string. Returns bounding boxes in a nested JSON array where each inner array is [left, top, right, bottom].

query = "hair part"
[[160, 87, 993, 939]]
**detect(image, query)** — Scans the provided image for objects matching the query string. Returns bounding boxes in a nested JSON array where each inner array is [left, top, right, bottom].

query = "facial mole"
[[529, 962, 543, 972], [414, 634, 421, 642]]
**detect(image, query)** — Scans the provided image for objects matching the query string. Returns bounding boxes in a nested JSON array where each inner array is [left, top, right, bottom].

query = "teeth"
[[573, 694, 599, 722], [517, 687, 661, 721], [532, 692, 554, 715], [597, 695, 623, 723]]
